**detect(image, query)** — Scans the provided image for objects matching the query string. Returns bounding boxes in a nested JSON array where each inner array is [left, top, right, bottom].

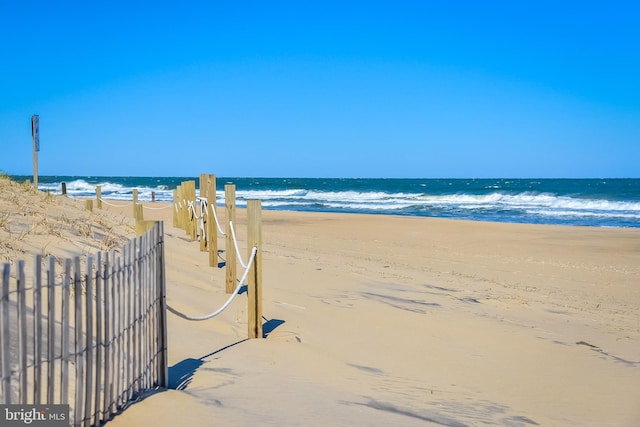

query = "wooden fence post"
[[206, 175, 218, 267], [96, 185, 102, 209], [85, 199, 93, 212], [172, 189, 178, 227], [134, 204, 144, 235], [132, 189, 139, 218], [61, 182, 67, 196], [178, 184, 185, 230], [225, 184, 236, 294], [189, 180, 197, 240], [199, 174, 207, 252], [247, 200, 263, 339], [199, 173, 207, 200], [183, 180, 196, 240]]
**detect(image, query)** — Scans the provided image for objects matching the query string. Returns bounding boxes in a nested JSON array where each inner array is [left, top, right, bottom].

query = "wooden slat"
[[149, 226, 156, 386], [0, 223, 167, 420], [139, 234, 145, 390], [140, 233, 152, 388], [94, 252, 103, 425], [33, 254, 42, 404], [103, 251, 111, 419], [115, 250, 122, 407], [123, 241, 134, 399], [140, 234, 145, 390], [148, 230, 154, 387], [133, 236, 141, 395], [84, 257, 93, 427], [149, 229, 155, 387], [157, 222, 168, 388], [1, 263, 11, 404], [74, 256, 84, 427], [109, 250, 118, 414], [47, 257, 56, 403], [118, 247, 129, 405], [119, 242, 125, 402], [17, 260, 28, 404], [60, 259, 71, 406]]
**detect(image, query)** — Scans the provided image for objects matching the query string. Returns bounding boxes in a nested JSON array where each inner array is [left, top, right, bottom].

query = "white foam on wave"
[[527, 209, 640, 220], [233, 187, 640, 213], [35, 179, 640, 225]]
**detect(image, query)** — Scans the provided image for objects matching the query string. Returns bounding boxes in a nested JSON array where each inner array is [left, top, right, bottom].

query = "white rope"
[[199, 199, 207, 241], [92, 197, 174, 209], [188, 201, 199, 219], [98, 199, 134, 208], [200, 198, 208, 218], [229, 220, 248, 269], [200, 196, 226, 235], [211, 201, 226, 235], [142, 204, 173, 210], [166, 246, 257, 321]]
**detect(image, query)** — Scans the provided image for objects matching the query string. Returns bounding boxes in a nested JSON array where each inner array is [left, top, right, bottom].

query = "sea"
[[11, 176, 640, 228]]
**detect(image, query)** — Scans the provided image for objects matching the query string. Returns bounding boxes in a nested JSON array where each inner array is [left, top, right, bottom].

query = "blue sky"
[[1, 1, 638, 178]]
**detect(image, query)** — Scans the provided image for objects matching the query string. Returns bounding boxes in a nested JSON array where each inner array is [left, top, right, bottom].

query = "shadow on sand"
[[168, 316, 286, 390]]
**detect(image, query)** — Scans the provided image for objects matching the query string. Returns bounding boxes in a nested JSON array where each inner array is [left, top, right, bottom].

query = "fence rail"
[[0, 222, 168, 426]]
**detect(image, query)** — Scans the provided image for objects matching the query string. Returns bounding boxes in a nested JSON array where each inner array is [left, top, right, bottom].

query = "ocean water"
[[12, 176, 640, 228]]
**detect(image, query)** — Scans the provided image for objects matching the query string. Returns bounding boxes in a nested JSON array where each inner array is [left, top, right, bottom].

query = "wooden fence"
[[0, 221, 168, 426]]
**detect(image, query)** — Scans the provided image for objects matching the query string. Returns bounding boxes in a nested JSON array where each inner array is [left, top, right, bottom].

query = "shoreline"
[[87, 196, 640, 230], [14, 174, 640, 229]]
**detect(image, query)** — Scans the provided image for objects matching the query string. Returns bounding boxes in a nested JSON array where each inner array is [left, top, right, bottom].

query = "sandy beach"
[[2, 179, 639, 426]]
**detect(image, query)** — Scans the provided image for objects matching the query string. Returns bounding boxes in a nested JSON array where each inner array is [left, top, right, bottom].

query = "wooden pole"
[[180, 181, 196, 239], [152, 191, 156, 203], [206, 175, 218, 267], [175, 186, 180, 229], [96, 185, 102, 209], [176, 185, 184, 229], [135, 203, 143, 235], [172, 189, 178, 228], [187, 180, 197, 240], [31, 115, 39, 190], [199, 173, 207, 199], [247, 200, 263, 339], [225, 184, 236, 294], [132, 189, 139, 218], [85, 199, 93, 212], [199, 174, 207, 252], [61, 182, 67, 196]]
